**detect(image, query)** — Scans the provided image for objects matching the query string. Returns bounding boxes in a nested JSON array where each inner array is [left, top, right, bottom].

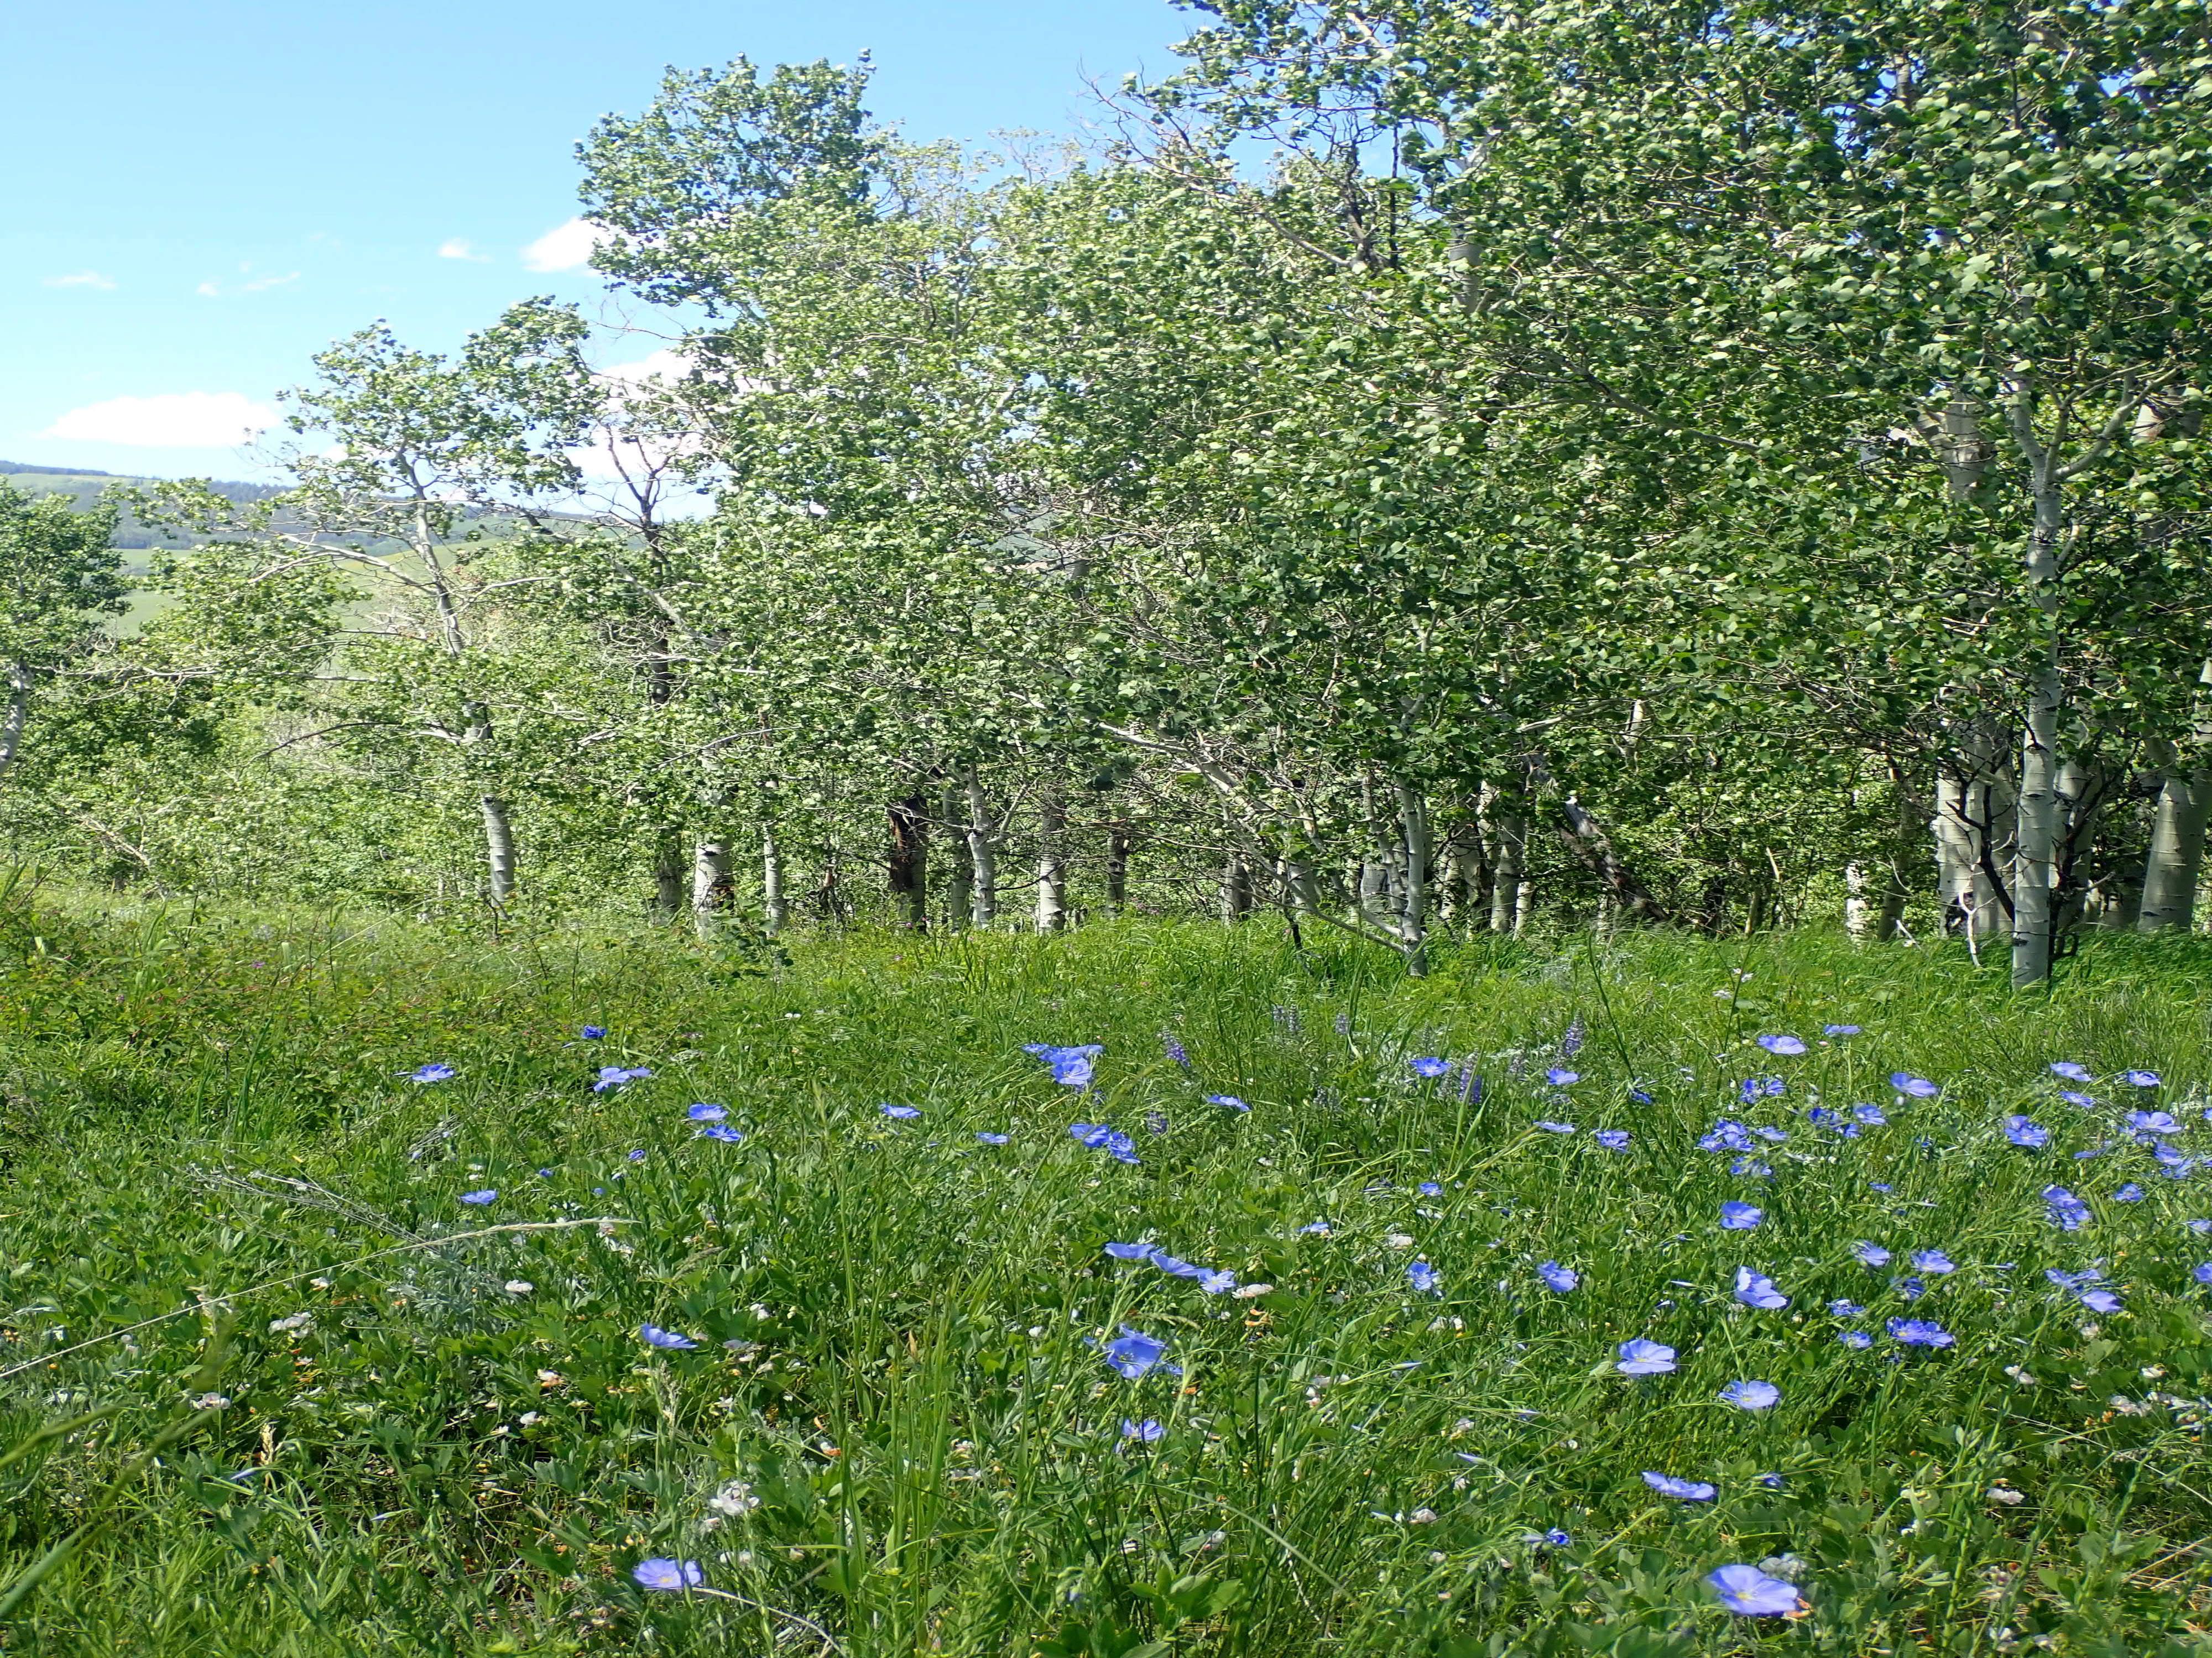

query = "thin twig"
[[0, 1218, 632, 1383]]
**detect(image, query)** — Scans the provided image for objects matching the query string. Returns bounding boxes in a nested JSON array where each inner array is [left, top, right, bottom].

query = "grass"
[[1, 888, 2210, 1655]]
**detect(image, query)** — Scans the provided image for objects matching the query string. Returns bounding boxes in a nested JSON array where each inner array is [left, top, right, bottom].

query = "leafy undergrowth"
[[1, 892, 2210, 1655]]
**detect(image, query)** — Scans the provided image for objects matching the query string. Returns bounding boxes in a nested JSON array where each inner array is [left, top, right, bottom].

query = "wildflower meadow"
[[1, 893, 2209, 1654]]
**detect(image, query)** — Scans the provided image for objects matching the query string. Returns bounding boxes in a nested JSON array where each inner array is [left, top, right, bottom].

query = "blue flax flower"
[[409, 1063, 457, 1084], [1734, 1267, 1788, 1309], [1546, 1068, 1580, 1087], [1535, 1120, 1577, 1135], [880, 1103, 921, 1120], [1730, 1156, 1773, 1178], [1700, 1120, 1754, 1152], [1910, 1249, 1957, 1276], [593, 1065, 651, 1093], [1887, 1317, 1954, 1347], [1024, 1044, 1103, 1088], [1101, 1130, 1140, 1165], [2005, 1116, 2049, 1148], [1616, 1339, 1676, 1375], [1407, 1261, 1442, 1294], [2124, 1070, 2163, 1088], [2051, 1061, 2093, 1082], [1418, 1181, 1444, 1195], [2127, 1110, 2182, 1137], [2045, 1267, 2121, 1314], [2044, 1185, 2093, 1230], [1409, 1057, 1451, 1079], [1825, 1024, 1861, 1037], [975, 1131, 1009, 1144], [1720, 1202, 1763, 1231], [1854, 1102, 1888, 1126], [1542, 1527, 1572, 1546], [687, 1103, 728, 1122], [1538, 1261, 1578, 1292], [700, 1123, 744, 1143], [633, 1558, 703, 1591], [1719, 1379, 1781, 1411], [1201, 1269, 1237, 1295], [1071, 1123, 1111, 1147], [1838, 1330, 1874, 1348], [2187, 1218, 2212, 1235], [460, 1189, 497, 1205], [1829, 1299, 1864, 1316], [1151, 1252, 1205, 1279], [1642, 1471, 1717, 1501], [1102, 1326, 1170, 1379], [580, 1026, 607, 1040], [1121, 1418, 1165, 1442], [2060, 1090, 2097, 1108], [639, 1324, 698, 1351], [1757, 1034, 1807, 1056], [2193, 1263, 2212, 1286], [1895, 1275, 1926, 1300], [1892, 1073, 1940, 1098], [1104, 1241, 1156, 1261], [2115, 1183, 2145, 1203], [1594, 1129, 1631, 1149], [1707, 1564, 1801, 1617], [1207, 1094, 1249, 1111], [1851, 1241, 1892, 1267]]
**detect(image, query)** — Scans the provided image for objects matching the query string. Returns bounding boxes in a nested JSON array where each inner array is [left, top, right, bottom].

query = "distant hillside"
[[0, 460, 286, 550]]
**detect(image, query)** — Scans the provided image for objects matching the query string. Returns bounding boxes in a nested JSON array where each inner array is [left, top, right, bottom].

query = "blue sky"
[[1, 0, 1193, 481]]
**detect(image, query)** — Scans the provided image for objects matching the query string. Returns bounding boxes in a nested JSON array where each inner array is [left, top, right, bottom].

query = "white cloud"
[[195, 280, 221, 297], [239, 270, 299, 292], [43, 391, 278, 448], [437, 237, 491, 263], [522, 217, 608, 273], [601, 349, 688, 386], [44, 270, 117, 291]]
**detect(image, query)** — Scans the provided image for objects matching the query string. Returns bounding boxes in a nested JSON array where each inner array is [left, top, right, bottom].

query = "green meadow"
[[1, 892, 2209, 1655]]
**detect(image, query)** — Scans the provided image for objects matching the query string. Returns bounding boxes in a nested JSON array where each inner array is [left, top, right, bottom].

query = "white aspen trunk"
[[1357, 860, 1386, 927], [1035, 796, 1066, 933], [2140, 769, 2211, 932], [942, 784, 971, 928], [692, 838, 731, 939], [1512, 875, 1533, 935], [1397, 781, 1430, 974], [480, 794, 517, 906], [761, 825, 787, 936], [2007, 401, 2068, 987], [1490, 814, 1526, 933], [1932, 771, 1975, 925], [0, 664, 29, 779], [963, 766, 995, 928], [652, 827, 685, 916], [1218, 855, 1251, 923], [1844, 863, 1869, 939]]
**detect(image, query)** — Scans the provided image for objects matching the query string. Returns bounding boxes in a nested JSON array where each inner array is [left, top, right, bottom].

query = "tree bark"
[[1397, 781, 1430, 973], [942, 783, 971, 928], [888, 792, 928, 932], [963, 766, 995, 928], [2009, 402, 2068, 986], [651, 827, 685, 916], [1035, 795, 1066, 933], [761, 825, 787, 936], [692, 837, 732, 939], [1489, 813, 1526, 934], [1556, 794, 1665, 923], [1218, 854, 1251, 923], [1105, 821, 1131, 912], [2140, 768, 2211, 932], [480, 795, 517, 906], [0, 663, 29, 780]]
